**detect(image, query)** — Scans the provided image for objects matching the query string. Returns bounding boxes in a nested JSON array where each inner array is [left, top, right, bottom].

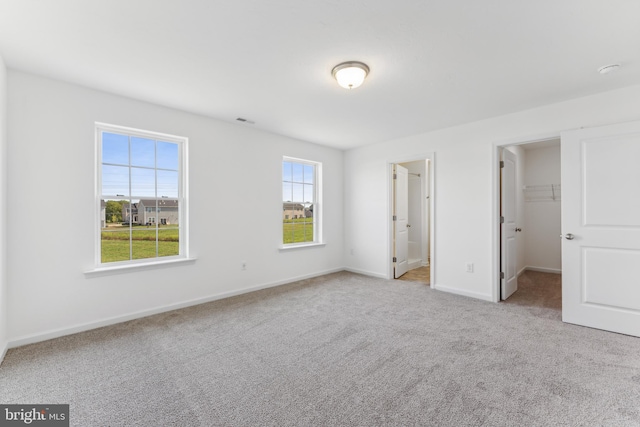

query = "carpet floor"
[[1, 271, 639, 426]]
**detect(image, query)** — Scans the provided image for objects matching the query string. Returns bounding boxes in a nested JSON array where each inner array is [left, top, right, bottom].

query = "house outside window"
[[97, 123, 188, 265], [282, 157, 321, 246]]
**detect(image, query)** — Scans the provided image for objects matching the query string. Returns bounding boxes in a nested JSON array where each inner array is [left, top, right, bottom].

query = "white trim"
[[278, 242, 326, 251], [0, 342, 8, 367], [95, 122, 187, 143], [9, 267, 345, 349], [84, 257, 197, 277], [523, 266, 562, 275], [492, 133, 561, 302], [434, 284, 494, 302], [343, 267, 388, 279]]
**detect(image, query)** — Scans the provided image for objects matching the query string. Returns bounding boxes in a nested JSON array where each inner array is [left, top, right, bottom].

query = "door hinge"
[[393, 173, 397, 179], [500, 161, 505, 168], [500, 272, 505, 279], [500, 216, 505, 223], [393, 215, 397, 221], [393, 257, 397, 263]]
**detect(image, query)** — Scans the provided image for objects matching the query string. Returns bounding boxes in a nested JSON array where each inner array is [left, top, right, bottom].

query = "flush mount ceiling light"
[[597, 64, 621, 74], [332, 61, 370, 89]]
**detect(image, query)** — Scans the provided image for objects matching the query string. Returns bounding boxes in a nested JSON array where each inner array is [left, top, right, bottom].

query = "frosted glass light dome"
[[332, 62, 370, 89]]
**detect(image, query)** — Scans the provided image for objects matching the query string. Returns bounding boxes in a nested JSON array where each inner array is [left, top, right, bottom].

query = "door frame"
[[492, 132, 559, 302], [387, 152, 435, 286]]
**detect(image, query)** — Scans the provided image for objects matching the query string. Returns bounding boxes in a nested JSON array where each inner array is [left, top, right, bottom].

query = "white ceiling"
[[1, 1, 639, 150]]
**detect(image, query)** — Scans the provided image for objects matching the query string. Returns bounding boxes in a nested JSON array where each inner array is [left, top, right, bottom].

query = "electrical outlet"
[[241, 261, 247, 271], [465, 263, 474, 273]]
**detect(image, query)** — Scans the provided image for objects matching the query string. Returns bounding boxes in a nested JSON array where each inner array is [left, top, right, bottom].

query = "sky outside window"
[[102, 132, 179, 198], [282, 161, 314, 203]]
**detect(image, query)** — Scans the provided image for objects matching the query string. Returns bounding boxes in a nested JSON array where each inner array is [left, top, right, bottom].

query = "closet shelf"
[[523, 184, 561, 202]]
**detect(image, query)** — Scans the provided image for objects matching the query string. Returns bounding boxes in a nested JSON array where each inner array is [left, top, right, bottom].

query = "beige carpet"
[[1, 271, 639, 426], [503, 270, 562, 320]]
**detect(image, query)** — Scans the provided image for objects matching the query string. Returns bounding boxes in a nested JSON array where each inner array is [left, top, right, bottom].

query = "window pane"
[[102, 198, 126, 225], [282, 182, 292, 202], [157, 170, 179, 198], [304, 164, 314, 184], [157, 200, 179, 226], [303, 184, 314, 203], [101, 228, 130, 263], [292, 163, 303, 182], [304, 222, 314, 242], [122, 199, 140, 225], [282, 161, 292, 182], [283, 219, 294, 244], [140, 201, 156, 225], [292, 183, 303, 202], [131, 167, 156, 197], [158, 228, 179, 257], [290, 221, 305, 243], [157, 141, 179, 170], [303, 202, 313, 220], [102, 165, 129, 196], [131, 137, 155, 168], [102, 132, 129, 165], [132, 228, 157, 260]]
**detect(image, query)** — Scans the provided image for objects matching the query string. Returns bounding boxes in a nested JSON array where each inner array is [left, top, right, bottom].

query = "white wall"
[[344, 85, 640, 301], [524, 144, 562, 272], [6, 71, 344, 344], [0, 55, 7, 361]]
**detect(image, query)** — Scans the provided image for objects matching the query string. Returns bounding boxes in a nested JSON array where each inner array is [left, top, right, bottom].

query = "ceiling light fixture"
[[597, 64, 621, 75], [332, 61, 370, 90]]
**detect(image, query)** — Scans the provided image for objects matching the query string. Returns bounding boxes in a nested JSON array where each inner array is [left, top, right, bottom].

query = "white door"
[[501, 149, 518, 299], [394, 164, 409, 278], [561, 121, 640, 337]]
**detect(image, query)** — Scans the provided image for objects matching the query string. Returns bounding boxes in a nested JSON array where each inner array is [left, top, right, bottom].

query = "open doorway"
[[389, 155, 434, 287], [498, 139, 562, 316]]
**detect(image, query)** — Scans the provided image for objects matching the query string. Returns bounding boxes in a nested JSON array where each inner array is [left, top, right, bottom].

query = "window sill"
[[278, 242, 326, 251], [84, 257, 197, 277]]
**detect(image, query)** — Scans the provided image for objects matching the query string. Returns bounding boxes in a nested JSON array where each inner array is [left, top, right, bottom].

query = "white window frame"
[[281, 156, 323, 249], [92, 122, 190, 271]]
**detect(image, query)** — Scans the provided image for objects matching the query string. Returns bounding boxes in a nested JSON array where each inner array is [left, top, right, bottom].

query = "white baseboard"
[[523, 266, 562, 275], [0, 341, 8, 366], [434, 284, 494, 302], [343, 267, 388, 279], [8, 267, 345, 349]]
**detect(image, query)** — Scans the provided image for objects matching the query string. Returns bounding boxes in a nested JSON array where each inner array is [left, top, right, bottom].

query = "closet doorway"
[[499, 139, 562, 313], [389, 154, 434, 287]]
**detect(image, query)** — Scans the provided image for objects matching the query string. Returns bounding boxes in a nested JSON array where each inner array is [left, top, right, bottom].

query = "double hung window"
[[97, 123, 187, 265], [282, 157, 321, 246]]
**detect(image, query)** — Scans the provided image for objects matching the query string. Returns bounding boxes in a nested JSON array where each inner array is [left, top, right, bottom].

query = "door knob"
[[406, 224, 411, 228], [515, 228, 522, 232], [560, 233, 575, 240]]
